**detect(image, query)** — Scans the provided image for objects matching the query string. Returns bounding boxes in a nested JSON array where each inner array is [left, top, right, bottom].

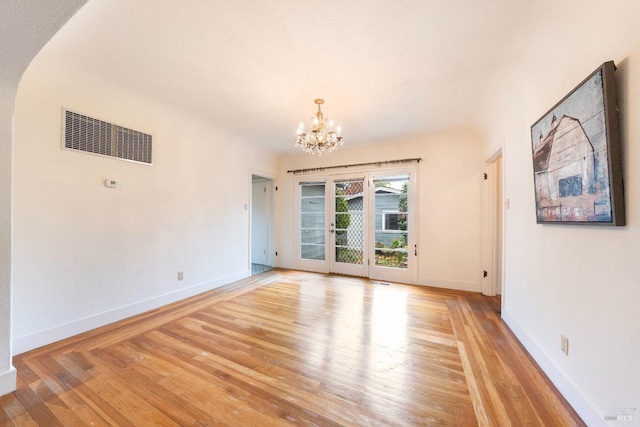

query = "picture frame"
[[530, 61, 625, 225]]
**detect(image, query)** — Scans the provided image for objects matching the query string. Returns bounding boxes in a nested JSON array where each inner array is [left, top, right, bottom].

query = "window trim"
[[381, 210, 406, 232]]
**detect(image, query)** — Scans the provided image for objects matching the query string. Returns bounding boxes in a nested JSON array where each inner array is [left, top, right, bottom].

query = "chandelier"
[[295, 99, 343, 155]]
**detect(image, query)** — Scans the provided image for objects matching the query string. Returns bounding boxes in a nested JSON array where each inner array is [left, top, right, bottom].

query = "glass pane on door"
[[373, 175, 409, 269], [334, 179, 365, 265], [300, 182, 325, 261]]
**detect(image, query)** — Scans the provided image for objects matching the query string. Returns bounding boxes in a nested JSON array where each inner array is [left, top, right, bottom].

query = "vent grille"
[[64, 110, 152, 164]]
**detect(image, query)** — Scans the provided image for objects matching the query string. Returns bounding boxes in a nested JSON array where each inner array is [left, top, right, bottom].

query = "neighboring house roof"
[[374, 187, 402, 194], [339, 182, 364, 196]]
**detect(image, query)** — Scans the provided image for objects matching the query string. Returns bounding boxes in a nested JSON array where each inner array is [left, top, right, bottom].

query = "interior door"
[[330, 176, 367, 277], [251, 179, 268, 265], [369, 173, 416, 284]]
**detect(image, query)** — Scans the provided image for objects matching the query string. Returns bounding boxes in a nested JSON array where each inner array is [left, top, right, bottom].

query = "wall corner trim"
[[502, 309, 606, 427], [0, 366, 17, 397]]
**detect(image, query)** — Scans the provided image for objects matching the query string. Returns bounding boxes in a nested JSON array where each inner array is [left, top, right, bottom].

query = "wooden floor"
[[1, 270, 584, 426]]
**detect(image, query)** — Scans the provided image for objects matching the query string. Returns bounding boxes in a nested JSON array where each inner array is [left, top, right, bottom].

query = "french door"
[[297, 168, 416, 283], [331, 175, 367, 276], [298, 180, 327, 272], [369, 173, 414, 283]]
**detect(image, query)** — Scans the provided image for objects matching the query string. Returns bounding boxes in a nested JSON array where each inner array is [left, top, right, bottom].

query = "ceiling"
[[34, 0, 640, 153]]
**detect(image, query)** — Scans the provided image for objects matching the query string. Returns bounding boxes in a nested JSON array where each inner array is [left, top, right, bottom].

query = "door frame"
[[482, 145, 505, 297], [296, 174, 330, 274], [329, 173, 368, 277], [294, 164, 418, 284], [250, 170, 276, 271], [368, 168, 417, 284]]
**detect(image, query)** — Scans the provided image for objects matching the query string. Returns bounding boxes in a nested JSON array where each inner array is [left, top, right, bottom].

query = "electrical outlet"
[[177, 271, 184, 281], [561, 335, 569, 355]]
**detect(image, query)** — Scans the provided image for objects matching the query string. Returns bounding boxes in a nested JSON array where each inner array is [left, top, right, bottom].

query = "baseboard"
[[0, 366, 16, 397], [502, 309, 605, 427], [13, 270, 250, 355], [417, 277, 481, 292]]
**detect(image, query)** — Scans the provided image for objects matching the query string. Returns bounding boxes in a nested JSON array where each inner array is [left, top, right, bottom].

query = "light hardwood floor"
[[1, 270, 584, 426]]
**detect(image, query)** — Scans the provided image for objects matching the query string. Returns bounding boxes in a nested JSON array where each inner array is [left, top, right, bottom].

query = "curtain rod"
[[287, 158, 422, 175]]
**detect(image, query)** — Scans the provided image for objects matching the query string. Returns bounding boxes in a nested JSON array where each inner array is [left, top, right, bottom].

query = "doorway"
[[251, 174, 274, 275], [297, 167, 416, 284], [483, 149, 504, 296]]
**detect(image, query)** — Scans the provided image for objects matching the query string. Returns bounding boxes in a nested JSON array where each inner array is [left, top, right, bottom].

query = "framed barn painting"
[[530, 61, 625, 225]]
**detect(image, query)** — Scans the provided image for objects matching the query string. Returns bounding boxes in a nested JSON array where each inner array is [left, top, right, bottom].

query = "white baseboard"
[[13, 270, 250, 355], [417, 277, 481, 292], [502, 309, 606, 427], [0, 366, 16, 397]]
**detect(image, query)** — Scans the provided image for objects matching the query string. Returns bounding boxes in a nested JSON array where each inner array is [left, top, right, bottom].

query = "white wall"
[[0, 0, 88, 396], [278, 130, 484, 291], [12, 54, 278, 353], [478, 14, 640, 427]]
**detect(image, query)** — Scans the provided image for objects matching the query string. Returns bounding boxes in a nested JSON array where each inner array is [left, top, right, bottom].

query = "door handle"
[[330, 229, 335, 233]]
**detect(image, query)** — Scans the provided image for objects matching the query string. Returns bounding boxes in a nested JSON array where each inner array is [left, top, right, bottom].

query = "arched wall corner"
[[0, 0, 89, 396]]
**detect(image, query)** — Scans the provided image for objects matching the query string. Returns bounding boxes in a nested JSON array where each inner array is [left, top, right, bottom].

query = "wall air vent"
[[63, 109, 152, 165]]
